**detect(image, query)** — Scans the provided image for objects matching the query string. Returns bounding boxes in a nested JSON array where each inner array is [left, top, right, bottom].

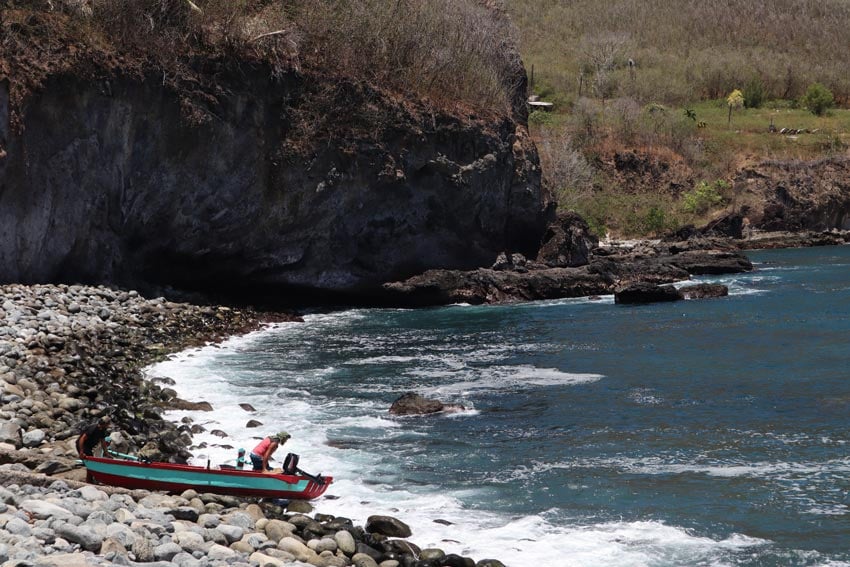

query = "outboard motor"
[[282, 453, 299, 475]]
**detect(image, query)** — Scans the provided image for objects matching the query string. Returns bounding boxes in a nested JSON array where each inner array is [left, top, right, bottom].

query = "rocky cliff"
[[0, 9, 549, 307], [732, 157, 850, 231]]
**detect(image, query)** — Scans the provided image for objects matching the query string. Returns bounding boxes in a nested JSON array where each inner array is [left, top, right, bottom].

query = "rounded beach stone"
[[214, 523, 244, 544], [206, 543, 236, 561], [99, 537, 128, 558], [334, 530, 356, 556], [249, 551, 289, 567], [197, 513, 220, 528], [21, 428, 45, 447], [351, 552, 380, 567], [78, 485, 108, 502], [174, 531, 206, 553], [131, 536, 156, 562], [277, 536, 316, 562], [287, 499, 313, 514], [420, 548, 446, 563], [443, 553, 475, 567], [264, 519, 294, 542], [105, 523, 136, 548], [307, 536, 337, 553], [153, 541, 182, 561], [54, 524, 103, 551]]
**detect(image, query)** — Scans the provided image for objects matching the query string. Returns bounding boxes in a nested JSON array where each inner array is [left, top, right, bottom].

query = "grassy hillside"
[[506, 0, 850, 237], [509, 0, 850, 106]]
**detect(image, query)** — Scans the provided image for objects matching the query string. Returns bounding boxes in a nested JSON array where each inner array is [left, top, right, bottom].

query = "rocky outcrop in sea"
[[382, 213, 756, 306]]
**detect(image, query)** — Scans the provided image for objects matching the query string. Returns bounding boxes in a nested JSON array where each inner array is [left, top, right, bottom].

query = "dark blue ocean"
[[154, 245, 850, 566]]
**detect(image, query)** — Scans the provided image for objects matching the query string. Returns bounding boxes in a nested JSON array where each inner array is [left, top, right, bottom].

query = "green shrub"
[[800, 83, 834, 116], [528, 110, 555, 126], [681, 180, 725, 214], [743, 79, 765, 109], [644, 206, 669, 235]]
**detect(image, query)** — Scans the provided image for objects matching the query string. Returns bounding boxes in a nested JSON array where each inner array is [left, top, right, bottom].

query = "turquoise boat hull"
[[83, 456, 332, 500]]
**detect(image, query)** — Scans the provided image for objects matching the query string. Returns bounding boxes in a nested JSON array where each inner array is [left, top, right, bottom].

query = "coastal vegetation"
[[507, 0, 850, 237], [1, 0, 520, 125], [4, 0, 848, 243]]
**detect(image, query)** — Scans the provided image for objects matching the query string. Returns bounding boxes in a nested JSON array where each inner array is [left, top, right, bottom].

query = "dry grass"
[[509, 0, 850, 105], [511, 0, 850, 236], [294, 0, 519, 114], [1, 0, 519, 120]]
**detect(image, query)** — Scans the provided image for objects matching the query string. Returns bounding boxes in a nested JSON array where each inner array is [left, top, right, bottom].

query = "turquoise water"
[[155, 245, 850, 566]]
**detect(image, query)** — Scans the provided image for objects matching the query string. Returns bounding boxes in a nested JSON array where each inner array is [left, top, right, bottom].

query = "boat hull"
[[83, 456, 331, 500]]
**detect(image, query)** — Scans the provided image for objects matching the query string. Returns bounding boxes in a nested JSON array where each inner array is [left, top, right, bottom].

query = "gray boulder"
[[153, 541, 183, 561], [55, 523, 104, 551], [21, 428, 45, 447]]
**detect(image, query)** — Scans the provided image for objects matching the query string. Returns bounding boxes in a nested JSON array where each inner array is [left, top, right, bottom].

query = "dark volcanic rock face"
[[0, 70, 548, 305], [733, 158, 850, 232], [384, 235, 753, 306]]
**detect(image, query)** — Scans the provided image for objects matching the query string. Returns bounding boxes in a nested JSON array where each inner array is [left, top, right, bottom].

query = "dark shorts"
[[250, 453, 265, 471]]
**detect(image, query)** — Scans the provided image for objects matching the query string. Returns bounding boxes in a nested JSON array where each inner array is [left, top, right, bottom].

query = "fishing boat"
[[82, 454, 332, 500]]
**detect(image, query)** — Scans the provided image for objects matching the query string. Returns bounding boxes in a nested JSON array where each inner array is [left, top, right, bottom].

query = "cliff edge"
[[0, 1, 551, 306]]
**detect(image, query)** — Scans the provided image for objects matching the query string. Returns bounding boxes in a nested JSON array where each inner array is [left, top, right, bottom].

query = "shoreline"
[[0, 283, 507, 567], [2, 236, 848, 565]]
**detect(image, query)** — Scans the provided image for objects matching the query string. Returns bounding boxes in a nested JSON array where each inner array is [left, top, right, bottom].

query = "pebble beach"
[[0, 284, 504, 567]]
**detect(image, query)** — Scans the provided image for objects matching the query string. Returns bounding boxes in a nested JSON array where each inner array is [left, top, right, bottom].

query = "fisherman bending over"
[[77, 416, 111, 458], [250, 431, 290, 471]]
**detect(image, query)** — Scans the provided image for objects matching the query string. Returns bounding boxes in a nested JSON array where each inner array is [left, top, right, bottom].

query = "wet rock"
[[171, 399, 214, 411], [614, 283, 680, 304], [678, 283, 729, 300], [668, 249, 753, 275], [444, 553, 476, 567], [352, 554, 380, 567], [389, 393, 464, 416], [365, 515, 412, 538]]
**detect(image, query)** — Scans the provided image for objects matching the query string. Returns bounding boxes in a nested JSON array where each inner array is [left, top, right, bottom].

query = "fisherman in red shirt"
[[250, 431, 290, 471]]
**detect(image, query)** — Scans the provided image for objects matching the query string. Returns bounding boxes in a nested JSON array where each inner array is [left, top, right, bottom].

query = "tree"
[[801, 83, 834, 116], [726, 89, 744, 127], [742, 78, 765, 109], [579, 32, 628, 103]]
